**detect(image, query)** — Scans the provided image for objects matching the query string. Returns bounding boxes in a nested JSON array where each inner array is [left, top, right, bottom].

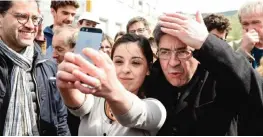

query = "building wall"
[[39, 0, 159, 38]]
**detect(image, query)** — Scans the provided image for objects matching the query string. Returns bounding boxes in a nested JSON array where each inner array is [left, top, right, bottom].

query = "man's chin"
[[168, 79, 187, 87], [20, 40, 34, 46]]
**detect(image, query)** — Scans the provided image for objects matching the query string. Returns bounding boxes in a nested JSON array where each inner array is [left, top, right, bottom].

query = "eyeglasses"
[[129, 28, 147, 34], [4, 11, 43, 26], [157, 48, 193, 60]]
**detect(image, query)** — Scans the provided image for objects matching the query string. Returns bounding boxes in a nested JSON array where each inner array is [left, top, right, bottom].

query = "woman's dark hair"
[[111, 34, 153, 99], [111, 33, 153, 69]]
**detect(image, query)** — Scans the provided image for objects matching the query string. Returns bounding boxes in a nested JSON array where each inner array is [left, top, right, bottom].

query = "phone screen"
[[74, 27, 103, 63]]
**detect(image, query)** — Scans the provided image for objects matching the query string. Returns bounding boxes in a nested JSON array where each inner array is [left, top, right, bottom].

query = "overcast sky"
[[157, 0, 250, 14]]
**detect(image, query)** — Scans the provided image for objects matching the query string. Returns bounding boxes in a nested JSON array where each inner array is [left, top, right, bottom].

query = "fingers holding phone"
[[57, 52, 81, 89], [72, 48, 126, 101]]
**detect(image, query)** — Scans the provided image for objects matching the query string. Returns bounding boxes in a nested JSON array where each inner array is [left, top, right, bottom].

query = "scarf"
[[0, 40, 39, 136]]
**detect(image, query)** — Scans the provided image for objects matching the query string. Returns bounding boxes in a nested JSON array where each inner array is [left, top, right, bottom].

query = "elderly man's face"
[[158, 34, 199, 87], [52, 33, 73, 64], [240, 13, 263, 44]]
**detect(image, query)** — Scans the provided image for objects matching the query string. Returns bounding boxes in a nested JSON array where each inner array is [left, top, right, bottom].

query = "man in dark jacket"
[[0, 0, 70, 135], [145, 11, 263, 135]]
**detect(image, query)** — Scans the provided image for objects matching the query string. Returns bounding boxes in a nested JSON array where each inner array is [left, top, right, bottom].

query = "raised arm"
[[56, 52, 94, 117], [70, 48, 166, 134]]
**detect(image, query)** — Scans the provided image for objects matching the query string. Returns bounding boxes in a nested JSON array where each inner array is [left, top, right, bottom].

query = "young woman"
[[56, 34, 166, 136]]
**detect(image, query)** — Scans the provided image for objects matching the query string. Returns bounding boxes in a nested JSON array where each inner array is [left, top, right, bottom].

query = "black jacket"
[[0, 44, 70, 135], [146, 34, 263, 135]]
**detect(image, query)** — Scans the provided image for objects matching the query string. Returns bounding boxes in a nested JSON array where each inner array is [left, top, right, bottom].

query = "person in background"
[[114, 31, 125, 42], [126, 17, 157, 61], [44, 0, 79, 58], [0, 0, 69, 135], [52, 25, 80, 135], [127, 16, 151, 39], [204, 13, 231, 41], [52, 25, 78, 64], [237, 0, 263, 68], [99, 34, 114, 56], [56, 34, 166, 136], [77, 12, 100, 28]]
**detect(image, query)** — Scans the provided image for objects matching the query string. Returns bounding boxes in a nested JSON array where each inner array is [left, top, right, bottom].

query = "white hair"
[[238, 0, 263, 22]]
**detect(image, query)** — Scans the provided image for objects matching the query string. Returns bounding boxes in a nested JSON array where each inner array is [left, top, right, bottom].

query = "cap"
[[78, 12, 100, 24]]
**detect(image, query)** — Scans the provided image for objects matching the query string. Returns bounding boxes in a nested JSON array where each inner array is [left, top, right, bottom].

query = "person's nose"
[[121, 63, 132, 74], [67, 14, 74, 23], [24, 17, 35, 30], [168, 52, 181, 67]]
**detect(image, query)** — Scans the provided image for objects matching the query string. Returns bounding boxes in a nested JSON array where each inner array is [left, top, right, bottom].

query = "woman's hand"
[[56, 52, 86, 108], [72, 48, 127, 102]]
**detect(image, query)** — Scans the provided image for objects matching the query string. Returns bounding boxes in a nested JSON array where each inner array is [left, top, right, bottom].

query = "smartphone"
[[74, 27, 103, 63]]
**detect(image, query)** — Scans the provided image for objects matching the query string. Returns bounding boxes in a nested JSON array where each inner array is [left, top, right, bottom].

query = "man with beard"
[[44, 0, 79, 58]]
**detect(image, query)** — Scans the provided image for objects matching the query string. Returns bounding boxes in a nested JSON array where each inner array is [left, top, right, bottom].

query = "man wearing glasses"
[[127, 17, 158, 61], [0, 0, 69, 136], [126, 16, 151, 39], [145, 11, 263, 135]]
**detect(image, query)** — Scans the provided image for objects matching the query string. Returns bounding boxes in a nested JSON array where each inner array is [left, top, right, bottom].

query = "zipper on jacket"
[[32, 61, 41, 133]]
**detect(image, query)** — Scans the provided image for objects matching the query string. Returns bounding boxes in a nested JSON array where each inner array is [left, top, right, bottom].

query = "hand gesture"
[[159, 11, 209, 50], [241, 29, 259, 52]]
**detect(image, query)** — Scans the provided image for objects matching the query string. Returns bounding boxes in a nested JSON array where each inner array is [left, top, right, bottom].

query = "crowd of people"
[[1, 0, 263, 136]]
